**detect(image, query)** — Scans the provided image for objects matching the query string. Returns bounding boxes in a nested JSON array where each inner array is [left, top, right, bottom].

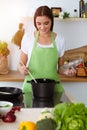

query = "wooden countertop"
[[0, 70, 25, 82], [59, 74, 87, 82], [0, 70, 87, 82]]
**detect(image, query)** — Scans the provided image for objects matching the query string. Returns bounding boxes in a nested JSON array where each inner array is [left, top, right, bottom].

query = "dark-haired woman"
[[18, 6, 76, 107]]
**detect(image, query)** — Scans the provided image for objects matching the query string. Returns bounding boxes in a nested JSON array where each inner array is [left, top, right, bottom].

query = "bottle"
[[79, 0, 85, 17]]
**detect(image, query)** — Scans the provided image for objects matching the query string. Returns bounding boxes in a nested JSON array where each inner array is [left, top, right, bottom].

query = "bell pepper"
[[19, 121, 36, 130]]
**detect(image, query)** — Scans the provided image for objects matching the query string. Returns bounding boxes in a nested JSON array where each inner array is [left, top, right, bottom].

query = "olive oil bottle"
[[79, 0, 85, 17]]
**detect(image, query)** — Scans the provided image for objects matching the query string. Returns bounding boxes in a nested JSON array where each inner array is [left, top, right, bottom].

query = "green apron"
[[22, 31, 64, 107]]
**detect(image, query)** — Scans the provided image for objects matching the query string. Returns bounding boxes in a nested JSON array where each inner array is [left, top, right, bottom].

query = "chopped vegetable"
[[0, 104, 11, 107], [52, 102, 87, 130], [36, 118, 57, 130], [38, 108, 54, 121], [19, 121, 36, 130], [36, 108, 57, 130]]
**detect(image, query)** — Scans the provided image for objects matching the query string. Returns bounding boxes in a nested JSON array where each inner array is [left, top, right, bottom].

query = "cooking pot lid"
[[0, 87, 22, 95], [0, 87, 22, 99]]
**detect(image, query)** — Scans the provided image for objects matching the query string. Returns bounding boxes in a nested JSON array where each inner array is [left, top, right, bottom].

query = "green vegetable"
[[38, 108, 54, 121], [52, 102, 87, 130], [0, 104, 11, 108], [36, 118, 57, 130]]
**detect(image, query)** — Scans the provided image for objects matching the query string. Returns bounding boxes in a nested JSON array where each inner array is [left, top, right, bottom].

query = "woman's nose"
[[41, 24, 45, 29]]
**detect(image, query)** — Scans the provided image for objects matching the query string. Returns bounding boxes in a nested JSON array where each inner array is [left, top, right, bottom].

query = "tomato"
[[12, 106, 21, 112], [77, 63, 84, 68]]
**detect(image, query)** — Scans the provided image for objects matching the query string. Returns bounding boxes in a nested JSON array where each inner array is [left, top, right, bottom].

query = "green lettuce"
[[52, 102, 87, 130]]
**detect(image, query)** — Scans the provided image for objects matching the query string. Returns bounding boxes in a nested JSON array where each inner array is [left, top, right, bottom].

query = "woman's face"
[[35, 16, 52, 34]]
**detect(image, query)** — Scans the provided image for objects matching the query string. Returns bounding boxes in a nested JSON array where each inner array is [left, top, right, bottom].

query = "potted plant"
[[0, 41, 10, 74]]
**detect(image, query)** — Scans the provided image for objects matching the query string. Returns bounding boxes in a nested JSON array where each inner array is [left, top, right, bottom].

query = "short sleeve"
[[21, 33, 29, 54], [21, 32, 34, 55], [55, 35, 65, 57]]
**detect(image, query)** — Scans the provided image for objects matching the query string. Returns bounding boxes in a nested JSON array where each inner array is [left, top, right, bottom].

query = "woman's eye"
[[44, 22, 49, 25], [36, 22, 41, 26]]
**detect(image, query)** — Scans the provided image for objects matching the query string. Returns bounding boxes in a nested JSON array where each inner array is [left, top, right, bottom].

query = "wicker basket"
[[0, 55, 9, 74]]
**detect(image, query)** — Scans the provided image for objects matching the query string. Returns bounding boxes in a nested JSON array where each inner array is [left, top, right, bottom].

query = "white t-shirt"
[[21, 32, 65, 64]]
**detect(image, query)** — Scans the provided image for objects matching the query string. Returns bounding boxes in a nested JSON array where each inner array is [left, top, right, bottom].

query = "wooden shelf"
[[21, 16, 87, 22], [54, 17, 87, 21]]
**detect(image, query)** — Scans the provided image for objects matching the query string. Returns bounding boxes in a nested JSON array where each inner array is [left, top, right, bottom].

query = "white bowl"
[[0, 101, 13, 115]]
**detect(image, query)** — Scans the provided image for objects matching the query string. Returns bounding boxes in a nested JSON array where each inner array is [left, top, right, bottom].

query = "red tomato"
[[77, 63, 84, 68]]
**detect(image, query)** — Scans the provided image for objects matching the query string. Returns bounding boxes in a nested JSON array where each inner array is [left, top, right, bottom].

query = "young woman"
[[18, 6, 76, 107]]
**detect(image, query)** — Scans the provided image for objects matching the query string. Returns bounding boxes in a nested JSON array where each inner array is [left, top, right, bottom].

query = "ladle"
[[20, 61, 37, 83]]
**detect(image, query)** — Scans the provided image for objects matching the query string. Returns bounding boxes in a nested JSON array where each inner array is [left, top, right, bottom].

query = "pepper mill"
[[79, 0, 85, 17]]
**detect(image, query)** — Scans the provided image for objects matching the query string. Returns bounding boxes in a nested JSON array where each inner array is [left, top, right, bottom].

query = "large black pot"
[[27, 78, 60, 98], [0, 87, 22, 99]]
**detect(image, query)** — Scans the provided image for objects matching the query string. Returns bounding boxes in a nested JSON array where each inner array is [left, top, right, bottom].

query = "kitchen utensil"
[[28, 71, 37, 83], [20, 60, 37, 83], [0, 91, 11, 94], [27, 78, 60, 98], [0, 87, 22, 99]]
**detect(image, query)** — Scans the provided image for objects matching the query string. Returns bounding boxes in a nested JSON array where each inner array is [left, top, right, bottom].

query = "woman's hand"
[[18, 61, 29, 76], [63, 67, 76, 77], [59, 66, 76, 77], [20, 64, 29, 75]]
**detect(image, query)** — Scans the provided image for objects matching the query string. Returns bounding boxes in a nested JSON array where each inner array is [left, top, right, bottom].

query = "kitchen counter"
[[0, 70, 87, 82], [0, 108, 42, 130], [0, 92, 76, 130], [0, 70, 25, 82], [0, 90, 77, 130]]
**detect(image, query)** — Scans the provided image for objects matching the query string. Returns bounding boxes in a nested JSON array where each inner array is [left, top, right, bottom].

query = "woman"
[[18, 6, 76, 107]]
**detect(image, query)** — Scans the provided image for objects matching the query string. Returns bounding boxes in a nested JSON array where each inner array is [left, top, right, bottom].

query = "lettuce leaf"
[[52, 102, 87, 130]]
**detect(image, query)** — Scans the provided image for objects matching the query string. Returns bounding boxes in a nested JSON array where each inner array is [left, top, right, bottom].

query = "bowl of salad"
[[0, 101, 13, 116]]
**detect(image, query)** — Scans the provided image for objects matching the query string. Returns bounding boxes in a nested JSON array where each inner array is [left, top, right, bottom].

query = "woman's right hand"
[[21, 64, 29, 75], [18, 62, 29, 76]]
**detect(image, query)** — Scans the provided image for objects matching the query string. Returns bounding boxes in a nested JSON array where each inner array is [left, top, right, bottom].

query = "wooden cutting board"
[[64, 45, 87, 61]]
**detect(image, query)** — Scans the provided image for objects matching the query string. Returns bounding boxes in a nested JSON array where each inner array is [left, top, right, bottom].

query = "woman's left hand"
[[63, 67, 76, 77]]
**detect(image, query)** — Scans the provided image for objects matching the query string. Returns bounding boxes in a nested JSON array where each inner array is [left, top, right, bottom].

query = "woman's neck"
[[38, 31, 52, 45], [39, 31, 51, 38]]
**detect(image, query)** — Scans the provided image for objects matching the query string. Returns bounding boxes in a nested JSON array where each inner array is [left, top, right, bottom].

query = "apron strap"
[[34, 31, 39, 47], [34, 31, 57, 51], [51, 32, 55, 45], [51, 32, 58, 51]]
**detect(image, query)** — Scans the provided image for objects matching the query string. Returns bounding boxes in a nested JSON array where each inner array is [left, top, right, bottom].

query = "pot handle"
[[27, 81, 31, 84]]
